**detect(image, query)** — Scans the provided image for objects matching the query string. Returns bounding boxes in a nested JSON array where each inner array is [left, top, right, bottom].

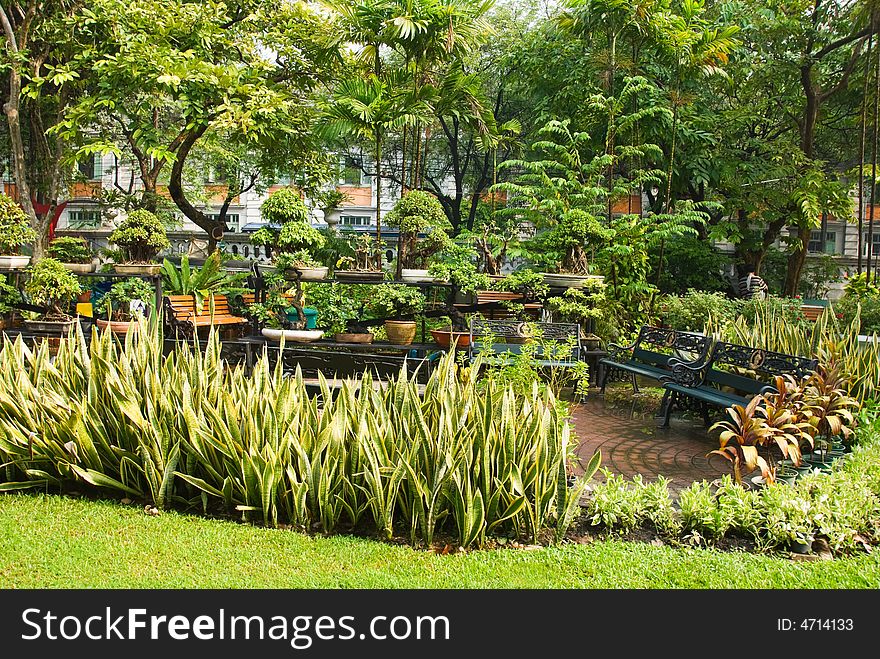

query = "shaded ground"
[[571, 392, 728, 498]]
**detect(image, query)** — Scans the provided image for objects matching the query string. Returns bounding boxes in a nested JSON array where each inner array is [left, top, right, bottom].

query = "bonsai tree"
[[367, 284, 426, 320], [546, 279, 607, 335], [251, 188, 325, 266], [385, 190, 451, 278], [109, 209, 171, 263], [94, 278, 155, 322], [24, 258, 81, 320], [527, 208, 612, 275], [48, 236, 92, 264], [336, 232, 384, 273], [0, 192, 37, 256]]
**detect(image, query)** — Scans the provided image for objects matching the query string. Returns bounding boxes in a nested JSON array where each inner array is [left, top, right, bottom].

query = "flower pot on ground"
[[93, 278, 155, 333], [49, 236, 95, 273], [108, 209, 170, 273], [0, 191, 37, 270], [22, 258, 82, 334]]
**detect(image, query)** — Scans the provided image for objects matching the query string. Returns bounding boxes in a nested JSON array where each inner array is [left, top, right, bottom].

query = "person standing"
[[738, 264, 769, 299]]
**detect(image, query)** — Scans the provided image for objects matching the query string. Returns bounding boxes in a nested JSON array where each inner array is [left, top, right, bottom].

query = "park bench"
[[659, 340, 819, 427], [163, 294, 248, 340], [598, 325, 712, 393], [468, 318, 583, 369]]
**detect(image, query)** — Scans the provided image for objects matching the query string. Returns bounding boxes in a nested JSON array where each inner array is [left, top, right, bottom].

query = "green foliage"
[[427, 241, 491, 294], [94, 278, 155, 321], [651, 234, 732, 295], [494, 269, 549, 302], [260, 188, 310, 226], [160, 253, 230, 312], [660, 289, 738, 332], [834, 295, 880, 336], [109, 210, 170, 263], [48, 237, 92, 264], [0, 330, 596, 548], [385, 190, 449, 235], [367, 283, 426, 319], [303, 282, 374, 335], [0, 192, 37, 255], [546, 279, 605, 328], [252, 189, 325, 258], [0, 275, 21, 315], [24, 258, 81, 317]]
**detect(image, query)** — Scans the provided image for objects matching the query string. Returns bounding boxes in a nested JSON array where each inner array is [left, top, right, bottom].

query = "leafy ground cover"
[[2, 493, 879, 588]]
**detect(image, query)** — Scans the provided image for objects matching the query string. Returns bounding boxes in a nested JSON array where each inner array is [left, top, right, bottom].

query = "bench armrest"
[[661, 359, 708, 388], [606, 341, 636, 362]]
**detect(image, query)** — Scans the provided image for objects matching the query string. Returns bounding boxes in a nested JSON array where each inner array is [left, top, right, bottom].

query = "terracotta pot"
[[430, 328, 471, 349], [334, 332, 374, 344], [96, 318, 138, 334], [385, 320, 417, 345]]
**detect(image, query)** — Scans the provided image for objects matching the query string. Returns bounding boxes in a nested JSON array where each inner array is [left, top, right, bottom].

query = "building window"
[[67, 209, 102, 228], [808, 230, 836, 254], [208, 213, 240, 233], [77, 154, 102, 181], [339, 215, 373, 227], [864, 233, 880, 258], [338, 155, 371, 186]]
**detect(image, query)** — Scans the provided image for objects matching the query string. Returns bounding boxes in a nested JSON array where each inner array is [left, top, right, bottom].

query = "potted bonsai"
[[93, 277, 155, 333], [0, 191, 37, 269], [251, 189, 328, 281], [108, 209, 171, 275], [22, 257, 82, 333], [335, 232, 386, 281], [0, 274, 21, 330], [367, 283, 426, 345], [546, 278, 607, 348], [528, 208, 611, 289], [304, 281, 374, 343], [48, 236, 95, 274], [247, 272, 323, 343], [385, 190, 451, 281]]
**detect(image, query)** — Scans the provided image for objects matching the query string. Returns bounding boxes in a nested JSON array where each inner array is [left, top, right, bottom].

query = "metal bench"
[[598, 325, 711, 393], [163, 294, 248, 340], [468, 318, 582, 368], [659, 340, 818, 427]]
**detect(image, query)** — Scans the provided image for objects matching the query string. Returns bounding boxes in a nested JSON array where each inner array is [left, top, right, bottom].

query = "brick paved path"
[[571, 396, 728, 497]]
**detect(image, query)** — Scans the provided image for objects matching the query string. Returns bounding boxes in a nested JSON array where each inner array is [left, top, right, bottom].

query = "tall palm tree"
[[322, 75, 431, 259]]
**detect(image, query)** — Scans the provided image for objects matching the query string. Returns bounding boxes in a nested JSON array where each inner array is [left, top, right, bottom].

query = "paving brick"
[[571, 396, 728, 498]]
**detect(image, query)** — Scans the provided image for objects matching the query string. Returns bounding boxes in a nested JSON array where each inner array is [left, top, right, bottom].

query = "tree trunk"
[[167, 124, 226, 251], [858, 25, 874, 274], [783, 225, 809, 296], [1, 4, 41, 254], [375, 130, 383, 269]]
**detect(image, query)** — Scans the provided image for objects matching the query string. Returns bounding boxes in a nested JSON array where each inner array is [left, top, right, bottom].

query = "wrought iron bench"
[[598, 325, 711, 393], [163, 294, 248, 340], [468, 318, 582, 368], [659, 341, 818, 427]]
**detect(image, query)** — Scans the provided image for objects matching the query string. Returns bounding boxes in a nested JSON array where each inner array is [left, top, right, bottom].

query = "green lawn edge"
[[3, 493, 879, 589]]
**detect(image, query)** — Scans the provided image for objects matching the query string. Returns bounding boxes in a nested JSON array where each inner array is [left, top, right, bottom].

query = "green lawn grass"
[[3, 493, 879, 588]]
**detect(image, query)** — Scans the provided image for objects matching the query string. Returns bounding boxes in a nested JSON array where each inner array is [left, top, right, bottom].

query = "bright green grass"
[[3, 494, 879, 588]]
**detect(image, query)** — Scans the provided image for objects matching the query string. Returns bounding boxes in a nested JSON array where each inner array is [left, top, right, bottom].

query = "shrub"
[[386, 191, 451, 270], [0, 275, 20, 315], [833, 292, 880, 335], [94, 278, 155, 321], [0, 333, 598, 548], [109, 209, 170, 263], [367, 283, 426, 319], [659, 289, 738, 332], [0, 192, 37, 255], [651, 234, 732, 295], [252, 189, 324, 257], [23, 258, 81, 318], [48, 237, 92, 264]]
